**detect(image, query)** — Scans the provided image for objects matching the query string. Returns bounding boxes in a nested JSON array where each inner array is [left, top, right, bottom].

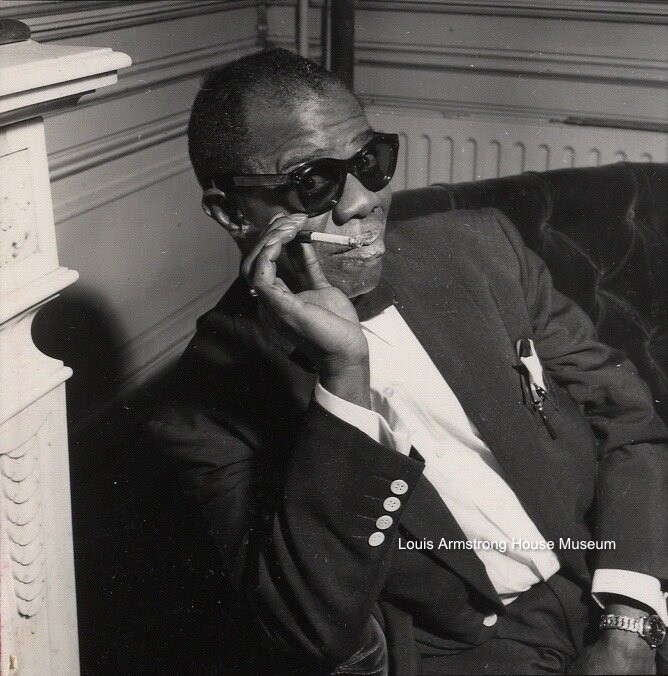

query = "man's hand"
[[570, 603, 657, 675], [242, 214, 371, 408], [570, 631, 656, 674]]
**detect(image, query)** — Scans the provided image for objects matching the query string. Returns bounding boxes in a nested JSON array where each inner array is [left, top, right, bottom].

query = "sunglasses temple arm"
[[232, 175, 292, 187]]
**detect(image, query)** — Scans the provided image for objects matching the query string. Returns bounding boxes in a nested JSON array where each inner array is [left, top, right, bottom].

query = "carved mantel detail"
[[1, 418, 48, 619], [0, 24, 130, 676], [0, 150, 40, 267]]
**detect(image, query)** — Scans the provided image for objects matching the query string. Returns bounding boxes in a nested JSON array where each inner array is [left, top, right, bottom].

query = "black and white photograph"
[[0, 1, 666, 674]]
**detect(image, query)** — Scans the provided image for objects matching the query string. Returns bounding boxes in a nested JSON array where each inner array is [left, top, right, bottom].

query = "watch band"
[[600, 613, 667, 648], [600, 614, 643, 634]]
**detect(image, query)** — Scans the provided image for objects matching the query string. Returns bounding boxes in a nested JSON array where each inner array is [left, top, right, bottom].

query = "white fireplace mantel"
[[0, 24, 130, 676], [0, 37, 131, 125]]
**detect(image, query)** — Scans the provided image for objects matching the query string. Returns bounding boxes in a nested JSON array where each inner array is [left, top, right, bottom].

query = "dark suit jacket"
[[149, 208, 667, 675]]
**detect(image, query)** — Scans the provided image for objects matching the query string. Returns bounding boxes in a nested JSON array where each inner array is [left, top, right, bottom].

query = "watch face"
[[644, 616, 667, 647]]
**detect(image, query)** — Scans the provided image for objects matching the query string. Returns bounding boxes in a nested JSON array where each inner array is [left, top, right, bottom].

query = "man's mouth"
[[326, 229, 383, 256], [334, 233, 385, 262], [352, 231, 381, 246]]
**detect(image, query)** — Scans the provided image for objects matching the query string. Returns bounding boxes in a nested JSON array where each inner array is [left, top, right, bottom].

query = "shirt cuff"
[[592, 569, 668, 623], [314, 382, 412, 455]]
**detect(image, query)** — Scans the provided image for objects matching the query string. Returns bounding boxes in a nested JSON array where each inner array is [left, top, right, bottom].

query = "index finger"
[[241, 213, 308, 283]]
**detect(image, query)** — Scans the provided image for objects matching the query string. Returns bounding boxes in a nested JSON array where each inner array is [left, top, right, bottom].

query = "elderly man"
[[150, 49, 667, 675]]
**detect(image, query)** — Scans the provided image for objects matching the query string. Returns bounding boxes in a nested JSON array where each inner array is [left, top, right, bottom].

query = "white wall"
[[0, 1, 261, 435], [267, 0, 667, 128]]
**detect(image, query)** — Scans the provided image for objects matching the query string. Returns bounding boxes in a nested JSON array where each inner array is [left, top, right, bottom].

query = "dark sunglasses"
[[226, 132, 399, 217]]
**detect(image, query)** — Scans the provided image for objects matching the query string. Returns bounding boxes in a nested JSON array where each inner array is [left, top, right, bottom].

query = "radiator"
[[366, 109, 668, 191]]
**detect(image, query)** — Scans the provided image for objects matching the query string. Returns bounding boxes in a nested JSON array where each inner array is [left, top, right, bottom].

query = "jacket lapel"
[[401, 468, 502, 607], [382, 239, 579, 574]]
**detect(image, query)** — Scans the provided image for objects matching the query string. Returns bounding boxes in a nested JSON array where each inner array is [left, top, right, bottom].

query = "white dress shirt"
[[314, 305, 667, 620]]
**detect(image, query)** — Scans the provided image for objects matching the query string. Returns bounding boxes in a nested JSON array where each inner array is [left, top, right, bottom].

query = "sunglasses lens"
[[355, 137, 398, 192], [293, 161, 345, 216], [256, 134, 399, 217]]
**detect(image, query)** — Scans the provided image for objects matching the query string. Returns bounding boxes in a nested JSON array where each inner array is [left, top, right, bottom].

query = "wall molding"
[[359, 1, 667, 23], [1, 0, 261, 42], [266, 0, 667, 24], [357, 41, 667, 88], [47, 30, 260, 191], [268, 35, 666, 89], [53, 151, 191, 224], [368, 1, 667, 22], [48, 33, 259, 186], [49, 109, 189, 182], [54, 34, 259, 116], [361, 93, 667, 132]]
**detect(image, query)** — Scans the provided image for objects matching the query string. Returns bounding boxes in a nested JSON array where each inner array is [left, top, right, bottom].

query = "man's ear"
[[201, 187, 247, 238]]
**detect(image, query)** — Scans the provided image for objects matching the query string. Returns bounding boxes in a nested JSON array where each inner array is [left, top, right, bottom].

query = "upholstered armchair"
[[390, 163, 667, 421]]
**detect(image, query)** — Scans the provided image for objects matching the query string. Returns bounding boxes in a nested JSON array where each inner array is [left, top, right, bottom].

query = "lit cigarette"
[[295, 230, 363, 248]]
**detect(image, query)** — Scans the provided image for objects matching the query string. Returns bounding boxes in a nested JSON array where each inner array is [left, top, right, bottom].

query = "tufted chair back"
[[389, 163, 667, 421]]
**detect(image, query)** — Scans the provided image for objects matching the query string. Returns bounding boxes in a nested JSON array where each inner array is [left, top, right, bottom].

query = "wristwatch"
[[599, 613, 667, 648]]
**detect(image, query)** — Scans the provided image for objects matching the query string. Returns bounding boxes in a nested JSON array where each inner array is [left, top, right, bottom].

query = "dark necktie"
[[352, 278, 396, 321]]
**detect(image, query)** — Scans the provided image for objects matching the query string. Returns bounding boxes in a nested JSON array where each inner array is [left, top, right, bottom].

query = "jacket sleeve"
[[493, 209, 668, 580], [148, 392, 424, 672]]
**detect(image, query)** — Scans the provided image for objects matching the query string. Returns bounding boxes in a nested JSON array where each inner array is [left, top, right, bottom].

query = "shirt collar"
[[352, 278, 396, 321]]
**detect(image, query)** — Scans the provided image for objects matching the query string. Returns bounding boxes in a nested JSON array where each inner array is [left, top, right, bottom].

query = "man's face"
[[234, 87, 392, 298]]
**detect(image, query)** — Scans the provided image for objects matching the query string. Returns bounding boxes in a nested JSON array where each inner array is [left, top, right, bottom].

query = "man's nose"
[[332, 173, 381, 225]]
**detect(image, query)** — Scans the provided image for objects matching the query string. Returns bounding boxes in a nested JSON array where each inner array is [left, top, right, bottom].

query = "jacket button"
[[376, 515, 393, 530], [383, 497, 401, 512], [483, 613, 498, 627], [368, 532, 385, 547], [390, 479, 408, 495]]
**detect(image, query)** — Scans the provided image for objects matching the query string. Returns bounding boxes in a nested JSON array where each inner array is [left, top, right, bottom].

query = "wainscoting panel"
[[0, 1, 264, 435], [368, 109, 668, 189], [266, 0, 667, 130]]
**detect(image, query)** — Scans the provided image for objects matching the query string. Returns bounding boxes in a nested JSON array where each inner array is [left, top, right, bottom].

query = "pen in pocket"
[[517, 339, 557, 440]]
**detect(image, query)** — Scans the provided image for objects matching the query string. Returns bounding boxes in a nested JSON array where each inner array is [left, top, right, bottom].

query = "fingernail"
[[269, 212, 307, 227], [268, 213, 287, 226]]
